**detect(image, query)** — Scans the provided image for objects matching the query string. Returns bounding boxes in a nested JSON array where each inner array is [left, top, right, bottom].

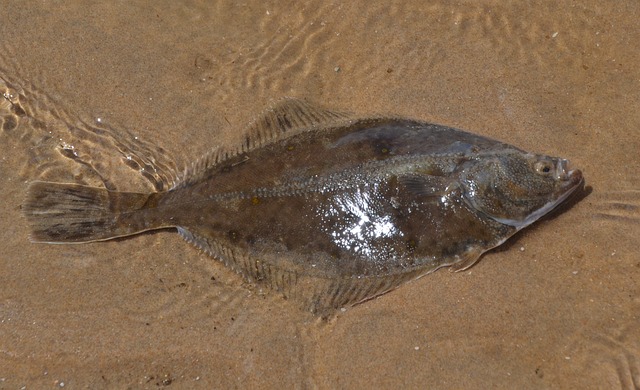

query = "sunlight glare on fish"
[[319, 183, 402, 260]]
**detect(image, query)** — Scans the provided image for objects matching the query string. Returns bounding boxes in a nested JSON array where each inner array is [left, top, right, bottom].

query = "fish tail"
[[23, 181, 158, 243]]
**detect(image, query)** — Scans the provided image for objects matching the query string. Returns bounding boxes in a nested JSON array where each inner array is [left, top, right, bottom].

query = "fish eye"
[[534, 160, 554, 176]]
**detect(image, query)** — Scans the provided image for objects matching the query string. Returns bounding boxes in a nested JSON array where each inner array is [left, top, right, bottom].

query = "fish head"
[[460, 149, 583, 229]]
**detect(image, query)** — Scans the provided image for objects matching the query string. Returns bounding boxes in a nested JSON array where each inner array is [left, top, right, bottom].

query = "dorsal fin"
[[240, 97, 353, 151], [173, 98, 354, 190]]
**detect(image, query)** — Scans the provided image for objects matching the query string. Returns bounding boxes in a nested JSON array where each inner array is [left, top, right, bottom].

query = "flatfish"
[[23, 98, 584, 316]]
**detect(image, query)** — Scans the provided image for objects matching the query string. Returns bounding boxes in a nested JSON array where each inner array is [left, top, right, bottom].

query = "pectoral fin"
[[398, 175, 451, 197]]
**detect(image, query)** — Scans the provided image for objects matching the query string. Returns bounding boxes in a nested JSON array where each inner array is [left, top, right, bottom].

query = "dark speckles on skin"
[[405, 238, 418, 252], [228, 230, 239, 242]]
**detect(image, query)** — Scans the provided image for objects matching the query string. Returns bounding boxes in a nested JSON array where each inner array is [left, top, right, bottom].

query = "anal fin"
[[177, 227, 299, 295]]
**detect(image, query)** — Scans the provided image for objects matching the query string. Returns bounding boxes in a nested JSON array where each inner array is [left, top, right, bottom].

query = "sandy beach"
[[1, 2, 638, 388]]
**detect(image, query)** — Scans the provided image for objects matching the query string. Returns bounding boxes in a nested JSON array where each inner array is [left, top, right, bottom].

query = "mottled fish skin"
[[23, 99, 584, 316]]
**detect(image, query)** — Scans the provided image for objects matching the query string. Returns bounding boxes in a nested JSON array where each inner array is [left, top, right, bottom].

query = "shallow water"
[[1, 1, 639, 388]]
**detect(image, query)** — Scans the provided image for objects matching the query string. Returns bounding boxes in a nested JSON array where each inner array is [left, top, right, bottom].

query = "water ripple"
[[0, 52, 178, 192]]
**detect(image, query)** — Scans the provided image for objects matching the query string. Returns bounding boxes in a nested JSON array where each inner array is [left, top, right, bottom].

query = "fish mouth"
[[556, 159, 583, 183], [499, 160, 584, 229], [515, 162, 584, 228], [560, 168, 584, 203]]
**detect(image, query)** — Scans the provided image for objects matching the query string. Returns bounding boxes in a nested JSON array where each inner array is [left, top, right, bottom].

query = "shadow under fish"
[[22, 98, 584, 316]]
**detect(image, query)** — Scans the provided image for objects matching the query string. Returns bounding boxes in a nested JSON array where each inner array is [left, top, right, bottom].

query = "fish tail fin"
[[23, 181, 156, 243]]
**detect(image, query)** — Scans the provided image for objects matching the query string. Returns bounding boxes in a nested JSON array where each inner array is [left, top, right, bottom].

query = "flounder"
[[23, 99, 584, 315]]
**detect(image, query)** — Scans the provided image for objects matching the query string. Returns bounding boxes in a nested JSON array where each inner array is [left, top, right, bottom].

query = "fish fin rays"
[[176, 225, 427, 316], [240, 97, 354, 151], [23, 181, 154, 243], [177, 226, 300, 295], [304, 270, 425, 317], [450, 246, 485, 272], [398, 175, 452, 197], [173, 98, 354, 190]]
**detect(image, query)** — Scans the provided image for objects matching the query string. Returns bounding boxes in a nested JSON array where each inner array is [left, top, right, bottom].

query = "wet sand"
[[1, 2, 639, 388]]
